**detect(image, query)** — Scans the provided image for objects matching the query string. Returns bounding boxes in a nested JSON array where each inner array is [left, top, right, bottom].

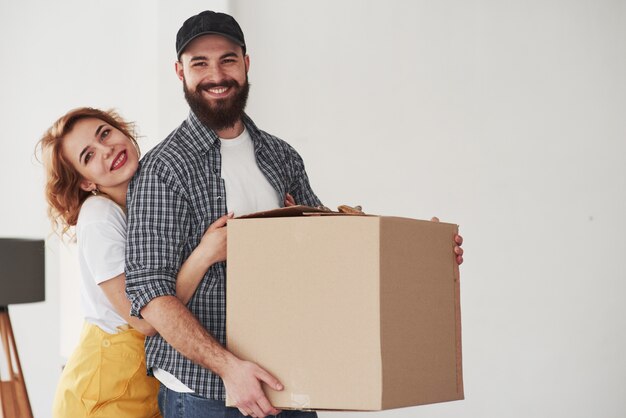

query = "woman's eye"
[[84, 152, 93, 163], [100, 129, 110, 141]]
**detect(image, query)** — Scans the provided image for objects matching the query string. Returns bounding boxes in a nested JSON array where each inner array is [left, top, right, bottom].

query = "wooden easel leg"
[[0, 307, 34, 418]]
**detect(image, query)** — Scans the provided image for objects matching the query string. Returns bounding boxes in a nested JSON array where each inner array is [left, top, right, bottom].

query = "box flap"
[[237, 205, 368, 219], [236, 205, 329, 219]]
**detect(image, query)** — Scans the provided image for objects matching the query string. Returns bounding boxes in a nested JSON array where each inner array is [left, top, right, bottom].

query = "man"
[[125, 10, 320, 418], [126, 10, 464, 418]]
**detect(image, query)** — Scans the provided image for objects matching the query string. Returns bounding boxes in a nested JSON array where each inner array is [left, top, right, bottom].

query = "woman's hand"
[[176, 213, 234, 304], [198, 212, 234, 265]]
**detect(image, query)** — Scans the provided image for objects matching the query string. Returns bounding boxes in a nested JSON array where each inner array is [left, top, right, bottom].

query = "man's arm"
[[100, 274, 157, 336], [126, 160, 282, 417], [141, 295, 282, 417], [286, 145, 322, 207]]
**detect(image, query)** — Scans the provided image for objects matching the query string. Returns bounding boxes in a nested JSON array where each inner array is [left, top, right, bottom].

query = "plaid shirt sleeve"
[[286, 143, 322, 208], [125, 157, 191, 318]]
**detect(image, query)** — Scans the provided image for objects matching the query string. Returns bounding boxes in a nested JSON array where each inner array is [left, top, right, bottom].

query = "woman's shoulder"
[[78, 196, 125, 226]]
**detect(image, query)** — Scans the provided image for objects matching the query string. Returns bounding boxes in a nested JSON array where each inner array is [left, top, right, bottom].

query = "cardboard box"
[[226, 207, 463, 411]]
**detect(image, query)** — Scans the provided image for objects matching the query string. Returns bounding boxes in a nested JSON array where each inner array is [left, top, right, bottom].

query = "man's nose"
[[205, 62, 226, 83]]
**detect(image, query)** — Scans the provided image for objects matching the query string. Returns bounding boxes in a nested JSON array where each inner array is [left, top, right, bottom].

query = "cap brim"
[[177, 31, 245, 59]]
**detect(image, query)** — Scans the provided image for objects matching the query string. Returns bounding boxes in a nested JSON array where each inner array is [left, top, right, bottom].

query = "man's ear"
[[79, 179, 97, 193], [175, 61, 184, 81]]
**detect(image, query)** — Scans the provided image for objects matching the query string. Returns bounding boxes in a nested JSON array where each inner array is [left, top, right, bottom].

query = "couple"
[[39, 10, 464, 418]]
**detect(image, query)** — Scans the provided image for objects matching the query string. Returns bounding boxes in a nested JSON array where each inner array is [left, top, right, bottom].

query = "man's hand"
[[142, 297, 281, 417], [284, 193, 296, 207], [431, 217, 464, 265], [221, 356, 283, 417]]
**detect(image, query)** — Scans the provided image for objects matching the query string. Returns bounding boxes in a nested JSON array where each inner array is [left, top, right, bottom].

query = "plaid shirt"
[[125, 111, 321, 400]]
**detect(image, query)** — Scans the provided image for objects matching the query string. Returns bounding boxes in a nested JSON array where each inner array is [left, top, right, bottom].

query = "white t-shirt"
[[219, 127, 281, 216], [76, 196, 127, 334]]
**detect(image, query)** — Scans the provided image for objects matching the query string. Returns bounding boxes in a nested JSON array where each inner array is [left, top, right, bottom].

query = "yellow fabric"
[[52, 322, 161, 418]]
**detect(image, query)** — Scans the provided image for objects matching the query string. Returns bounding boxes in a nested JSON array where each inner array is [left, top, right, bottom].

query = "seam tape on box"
[[291, 393, 311, 409]]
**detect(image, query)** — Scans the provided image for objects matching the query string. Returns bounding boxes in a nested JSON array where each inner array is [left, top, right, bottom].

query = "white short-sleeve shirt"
[[219, 127, 281, 216], [76, 196, 128, 334]]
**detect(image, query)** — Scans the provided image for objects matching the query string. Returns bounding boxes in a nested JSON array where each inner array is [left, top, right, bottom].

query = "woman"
[[39, 107, 231, 417]]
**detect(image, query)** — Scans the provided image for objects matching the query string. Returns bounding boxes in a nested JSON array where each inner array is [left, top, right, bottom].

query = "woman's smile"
[[110, 150, 127, 171]]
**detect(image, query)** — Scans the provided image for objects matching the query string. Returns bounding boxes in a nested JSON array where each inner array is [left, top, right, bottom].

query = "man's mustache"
[[197, 79, 240, 93]]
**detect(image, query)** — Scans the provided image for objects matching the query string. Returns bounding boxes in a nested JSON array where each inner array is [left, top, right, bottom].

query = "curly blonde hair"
[[37, 107, 139, 237]]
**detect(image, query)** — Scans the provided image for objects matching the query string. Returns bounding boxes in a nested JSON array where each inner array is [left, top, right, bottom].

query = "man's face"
[[177, 34, 250, 131]]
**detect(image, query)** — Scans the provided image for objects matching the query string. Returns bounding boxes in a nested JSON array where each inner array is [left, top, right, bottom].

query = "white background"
[[1, 0, 625, 417]]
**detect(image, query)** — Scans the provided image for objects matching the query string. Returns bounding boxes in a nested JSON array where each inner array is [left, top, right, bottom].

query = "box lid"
[[236, 205, 368, 219]]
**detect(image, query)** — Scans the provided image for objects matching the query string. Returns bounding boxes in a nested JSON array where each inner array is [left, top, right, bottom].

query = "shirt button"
[[102, 339, 111, 348]]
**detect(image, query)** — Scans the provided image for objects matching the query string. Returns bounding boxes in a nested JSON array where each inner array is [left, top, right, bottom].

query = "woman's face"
[[61, 117, 139, 197]]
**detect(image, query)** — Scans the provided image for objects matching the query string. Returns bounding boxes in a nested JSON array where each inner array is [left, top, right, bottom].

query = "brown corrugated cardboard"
[[226, 207, 463, 411]]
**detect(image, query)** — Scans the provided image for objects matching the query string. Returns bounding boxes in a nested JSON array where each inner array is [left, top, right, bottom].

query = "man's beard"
[[183, 76, 250, 131]]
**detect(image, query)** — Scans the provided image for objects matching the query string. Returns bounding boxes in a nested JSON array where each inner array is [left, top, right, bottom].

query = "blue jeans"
[[158, 385, 318, 418]]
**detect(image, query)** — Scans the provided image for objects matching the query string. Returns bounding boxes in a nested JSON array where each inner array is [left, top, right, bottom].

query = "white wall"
[[1, 0, 624, 417], [232, 1, 626, 417]]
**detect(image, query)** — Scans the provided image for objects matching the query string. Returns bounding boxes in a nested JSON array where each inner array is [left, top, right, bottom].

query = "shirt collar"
[[184, 111, 220, 153], [184, 111, 265, 153]]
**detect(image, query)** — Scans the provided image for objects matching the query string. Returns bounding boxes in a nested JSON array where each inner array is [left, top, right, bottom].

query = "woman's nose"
[[96, 142, 114, 159]]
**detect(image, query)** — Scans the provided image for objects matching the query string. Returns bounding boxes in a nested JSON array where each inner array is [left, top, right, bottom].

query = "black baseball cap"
[[176, 10, 246, 59]]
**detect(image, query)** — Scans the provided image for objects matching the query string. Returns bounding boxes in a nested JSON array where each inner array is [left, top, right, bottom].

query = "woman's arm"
[[177, 197, 290, 304], [176, 212, 233, 304], [100, 213, 233, 336], [100, 274, 158, 336]]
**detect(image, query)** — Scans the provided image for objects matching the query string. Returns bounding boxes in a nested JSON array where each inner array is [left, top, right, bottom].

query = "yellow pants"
[[52, 322, 161, 418]]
